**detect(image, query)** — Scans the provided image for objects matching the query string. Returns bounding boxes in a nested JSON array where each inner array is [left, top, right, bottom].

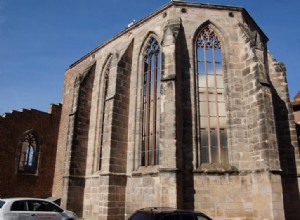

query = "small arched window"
[[18, 131, 40, 174], [196, 27, 228, 165], [142, 37, 161, 166]]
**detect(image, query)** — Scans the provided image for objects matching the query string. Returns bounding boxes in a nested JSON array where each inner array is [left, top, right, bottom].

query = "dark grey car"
[[128, 207, 213, 220]]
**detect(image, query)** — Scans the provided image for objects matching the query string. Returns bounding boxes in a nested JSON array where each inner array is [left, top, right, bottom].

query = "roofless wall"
[[53, 2, 299, 219]]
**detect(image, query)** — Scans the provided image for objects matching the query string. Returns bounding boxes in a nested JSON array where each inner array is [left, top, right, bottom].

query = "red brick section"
[[0, 104, 61, 198]]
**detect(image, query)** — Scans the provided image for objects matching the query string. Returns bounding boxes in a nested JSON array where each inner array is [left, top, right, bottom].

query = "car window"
[[160, 214, 181, 220], [0, 201, 5, 208], [11, 201, 28, 211], [179, 213, 195, 220], [130, 212, 153, 220], [28, 200, 63, 212], [196, 217, 209, 220], [195, 214, 210, 220]]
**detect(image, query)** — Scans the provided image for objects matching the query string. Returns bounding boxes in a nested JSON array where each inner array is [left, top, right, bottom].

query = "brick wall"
[[0, 104, 61, 198]]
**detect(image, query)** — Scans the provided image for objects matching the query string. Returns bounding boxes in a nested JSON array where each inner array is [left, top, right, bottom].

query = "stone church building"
[[14, 1, 297, 220]]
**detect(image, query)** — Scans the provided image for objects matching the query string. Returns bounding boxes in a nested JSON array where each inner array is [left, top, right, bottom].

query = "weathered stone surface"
[[51, 1, 299, 220]]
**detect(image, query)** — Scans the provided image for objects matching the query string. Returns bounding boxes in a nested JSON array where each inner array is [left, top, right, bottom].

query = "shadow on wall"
[[66, 63, 96, 217], [175, 24, 194, 210], [271, 86, 300, 220]]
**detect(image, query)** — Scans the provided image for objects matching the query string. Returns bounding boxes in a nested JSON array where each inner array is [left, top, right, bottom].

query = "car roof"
[[137, 207, 205, 214], [134, 207, 212, 219], [138, 207, 176, 212], [0, 198, 50, 202]]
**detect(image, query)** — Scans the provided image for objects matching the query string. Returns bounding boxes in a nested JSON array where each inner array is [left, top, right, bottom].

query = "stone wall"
[[291, 92, 300, 149], [268, 55, 300, 220], [52, 1, 299, 220], [193, 172, 284, 219]]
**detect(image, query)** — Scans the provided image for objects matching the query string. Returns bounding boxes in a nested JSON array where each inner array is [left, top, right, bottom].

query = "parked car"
[[0, 197, 77, 220], [128, 207, 212, 220]]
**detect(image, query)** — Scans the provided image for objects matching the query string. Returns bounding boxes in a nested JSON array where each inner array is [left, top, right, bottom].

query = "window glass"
[[209, 116, 217, 128], [216, 75, 224, 88], [211, 129, 218, 163], [200, 129, 209, 163], [18, 131, 40, 174], [11, 201, 27, 211], [220, 129, 228, 164], [130, 212, 152, 220], [200, 116, 208, 128], [196, 215, 210, 220], [0, 201, 5, 208], [199, 103, 208, 116], [218, 102, 226, 116], [180, 213, 195, 220], [160, 214, 181, 220], [142, 37, 160, 166], [28, 200, 62, 212], [196, 26, 228, 165]]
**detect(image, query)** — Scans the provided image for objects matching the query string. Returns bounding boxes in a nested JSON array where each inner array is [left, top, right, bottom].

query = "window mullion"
[[152, 54, 158, 166], [196, 51, 201, 167], [197, 28, 227, 166], [99, 73, 109, 170], [145, 57, 152, 166], [25, 146, 30, 165], [142, 37, 160, 167]]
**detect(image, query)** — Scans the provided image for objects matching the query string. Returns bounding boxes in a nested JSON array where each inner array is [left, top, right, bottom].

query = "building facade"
[[52, 2, 300, 220], [0, 104, 61, 199]]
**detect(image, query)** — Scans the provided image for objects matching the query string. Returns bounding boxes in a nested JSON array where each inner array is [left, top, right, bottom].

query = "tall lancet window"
[[142, 37, 161, 166], [99, 58, 112, 170], [196, 27, 228, 165]]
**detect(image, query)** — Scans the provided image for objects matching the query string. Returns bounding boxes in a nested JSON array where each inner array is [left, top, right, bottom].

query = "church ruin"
[[50, 1, 300, 219]]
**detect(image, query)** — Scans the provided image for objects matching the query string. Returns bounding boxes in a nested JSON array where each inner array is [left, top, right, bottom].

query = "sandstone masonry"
[[52, 2, 300, 220]]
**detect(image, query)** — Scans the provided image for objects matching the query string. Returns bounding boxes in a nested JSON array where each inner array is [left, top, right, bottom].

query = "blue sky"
[[0, 0, 299, 115]]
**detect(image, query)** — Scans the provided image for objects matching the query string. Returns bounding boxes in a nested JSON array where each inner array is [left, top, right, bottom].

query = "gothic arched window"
[[18, 131, 40, 174], [142, 37, 161, 166], [99, 57, 112, 170], [196, 27, 228, 165]]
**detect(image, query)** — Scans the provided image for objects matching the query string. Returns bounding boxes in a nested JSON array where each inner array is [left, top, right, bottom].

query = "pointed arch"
[[18, 129, 42, 174], [194, 22, 229, 166], [193, 20, 230, 68], [139, 32, 161, 57], [139, 33, 161, 166], [193, 20, 228, 49], [98, 54, 113, 170]]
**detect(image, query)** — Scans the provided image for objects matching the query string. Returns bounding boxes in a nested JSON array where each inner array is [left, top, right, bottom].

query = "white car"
[[0, 198, 77, 220]]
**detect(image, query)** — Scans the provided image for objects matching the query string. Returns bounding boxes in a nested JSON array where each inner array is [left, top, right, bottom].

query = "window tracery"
[[196, 27, 228, 165], [18, 131, 40, 174], [141, 37, 161, 166]]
